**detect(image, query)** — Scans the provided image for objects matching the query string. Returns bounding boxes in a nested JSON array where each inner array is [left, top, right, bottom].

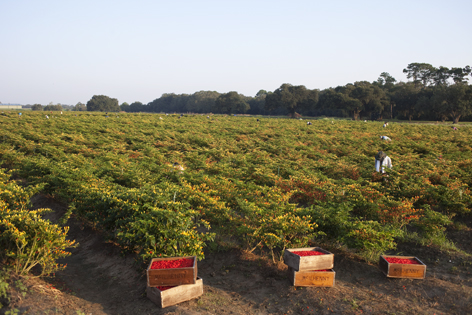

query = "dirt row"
[[2, 194, 472, 315]]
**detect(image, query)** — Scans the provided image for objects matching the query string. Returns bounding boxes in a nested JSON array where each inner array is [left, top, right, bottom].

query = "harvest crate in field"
[[147, 256, 197, 287], [284, 247, 334, 271], [146, 277, 203, 308], [379, 255, 426, 279], [288, 267, 336, 287]]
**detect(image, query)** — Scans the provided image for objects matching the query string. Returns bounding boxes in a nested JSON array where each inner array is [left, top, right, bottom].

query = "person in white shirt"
[[173, 162, 185, 174], [375, 151, 392, 174], [380, 135, 391, 141]]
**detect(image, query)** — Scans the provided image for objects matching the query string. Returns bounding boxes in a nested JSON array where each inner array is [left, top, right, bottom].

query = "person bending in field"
[[173, 162, 185, 174], [375, 151, 392, 174], [380, 135, 391, 141]]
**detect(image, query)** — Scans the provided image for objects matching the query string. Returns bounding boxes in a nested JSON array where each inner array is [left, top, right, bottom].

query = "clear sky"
[[1, 0, 471, 105]]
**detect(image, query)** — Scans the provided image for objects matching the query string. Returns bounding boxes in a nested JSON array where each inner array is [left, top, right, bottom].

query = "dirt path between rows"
[[2, 194, 472, 315]]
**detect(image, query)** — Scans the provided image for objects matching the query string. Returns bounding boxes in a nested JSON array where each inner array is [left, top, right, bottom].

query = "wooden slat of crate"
[[147, 277, 203, 308], [147, 256, 197, 287], [379, 255, 426, 279], [288, 267, 335, 287], [284, 247, 334, 271]]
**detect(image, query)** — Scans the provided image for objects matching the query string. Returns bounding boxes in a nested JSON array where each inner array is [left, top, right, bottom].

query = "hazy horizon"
[[1, 0, 470, 105]]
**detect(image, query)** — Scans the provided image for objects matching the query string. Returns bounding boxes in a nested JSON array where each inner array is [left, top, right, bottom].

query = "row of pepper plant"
[[0, 111, 471, 265]]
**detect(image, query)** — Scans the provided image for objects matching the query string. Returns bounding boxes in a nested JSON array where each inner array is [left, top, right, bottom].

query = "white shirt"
[[375, 156, 392, 173]]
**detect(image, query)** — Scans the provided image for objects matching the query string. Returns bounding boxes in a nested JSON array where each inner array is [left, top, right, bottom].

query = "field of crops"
[[1, 111, 472, 272]]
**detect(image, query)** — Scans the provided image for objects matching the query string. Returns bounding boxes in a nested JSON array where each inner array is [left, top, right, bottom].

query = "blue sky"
[[1, 0, 470, 105]]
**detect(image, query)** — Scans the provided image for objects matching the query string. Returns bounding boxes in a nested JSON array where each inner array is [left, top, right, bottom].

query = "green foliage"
[[86, 95, 120, 112], [214, 91, 250, 114], [0, 269, 10, 309], [0, 112, 471, 264], [265, 83, 313, 117], [0, 169, 76, 277], [31, 104, 43, 111], [43, 104, 63, 112], [412, 205, 452, 240]]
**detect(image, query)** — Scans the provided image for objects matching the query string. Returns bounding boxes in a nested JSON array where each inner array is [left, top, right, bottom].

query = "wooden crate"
[[146, 277, 203, 308], [288, 267, 335, 287], [284, 247, 334, 271], [379, 255, 426, 279], [147, 256, 197, 287]]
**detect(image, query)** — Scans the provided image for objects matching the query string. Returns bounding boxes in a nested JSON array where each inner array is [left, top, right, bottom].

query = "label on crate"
[[294, 271, 334, 286], [390, 265, 424, 278], [301, 275, 331, 283], [152, 271, 189, 280]]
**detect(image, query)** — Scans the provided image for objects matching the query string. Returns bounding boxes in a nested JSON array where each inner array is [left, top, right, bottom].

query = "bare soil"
[[2, 194, 472, 315]]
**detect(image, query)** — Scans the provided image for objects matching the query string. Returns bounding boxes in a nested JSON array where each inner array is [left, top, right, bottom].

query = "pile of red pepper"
[[293, 250, 325, 256], [156, 286, 174, 291], [150, 258, 194, 269], [385, 257, 420, 264]]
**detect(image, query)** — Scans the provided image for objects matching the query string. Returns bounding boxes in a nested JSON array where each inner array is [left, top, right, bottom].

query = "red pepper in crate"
[[293, 250, 326, 257], [384, 257, 420, 265], [150, 258, 194, 269]]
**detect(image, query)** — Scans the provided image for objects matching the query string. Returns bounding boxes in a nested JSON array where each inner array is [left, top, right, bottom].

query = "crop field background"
[[1, 111, 472, 314], [2, 111, 472, 260]]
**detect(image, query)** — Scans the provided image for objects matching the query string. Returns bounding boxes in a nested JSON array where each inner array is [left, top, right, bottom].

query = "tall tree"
[[120, 102, 130, 112], [335, 81, 388, 120], [265, 83, 310, 117], [403, 63, 436, 88], [185, 91, 220, 113], [390, 83, 421, 121], [74, 102, 87, 111], [246, 90, 269, 115], [376, 72, 397, 88], [432, 66, 451, 86], [323, 86, 363, 120], [432, 83, 472, 124], [128, 102, 145, 112], [86, 95, 120, 112], [31, 104, 43, 111], [214, 91, 249, 114], [449, 66, 471, 84], [44, 103, 63, 111]]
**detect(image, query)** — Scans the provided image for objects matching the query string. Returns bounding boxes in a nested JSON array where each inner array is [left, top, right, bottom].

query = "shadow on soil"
[[2, 194, 472, 315]]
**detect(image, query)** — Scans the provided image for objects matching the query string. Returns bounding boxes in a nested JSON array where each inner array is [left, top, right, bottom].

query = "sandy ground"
[[1, 194, 472, 315]]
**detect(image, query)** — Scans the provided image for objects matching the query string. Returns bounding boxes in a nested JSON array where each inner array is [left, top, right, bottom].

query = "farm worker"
[[380, 135, 391, 141], [452, 126, 458, 130], [173, 162, 184, 174], [45, 115, 49, 119], [375, 151, 392, 174], [307, 121, 312, 125]]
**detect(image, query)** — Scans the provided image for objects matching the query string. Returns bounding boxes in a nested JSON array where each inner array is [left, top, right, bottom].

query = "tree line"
[[31, 62, 472, 123]]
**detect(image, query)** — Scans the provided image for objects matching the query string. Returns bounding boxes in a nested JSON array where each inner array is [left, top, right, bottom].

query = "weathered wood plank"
[[379, 255, 426, 279], [147, 277, 203, 308], [284, 247, 334, 271], [288, 267, 335, 287], [147, 256, 197, 287]]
